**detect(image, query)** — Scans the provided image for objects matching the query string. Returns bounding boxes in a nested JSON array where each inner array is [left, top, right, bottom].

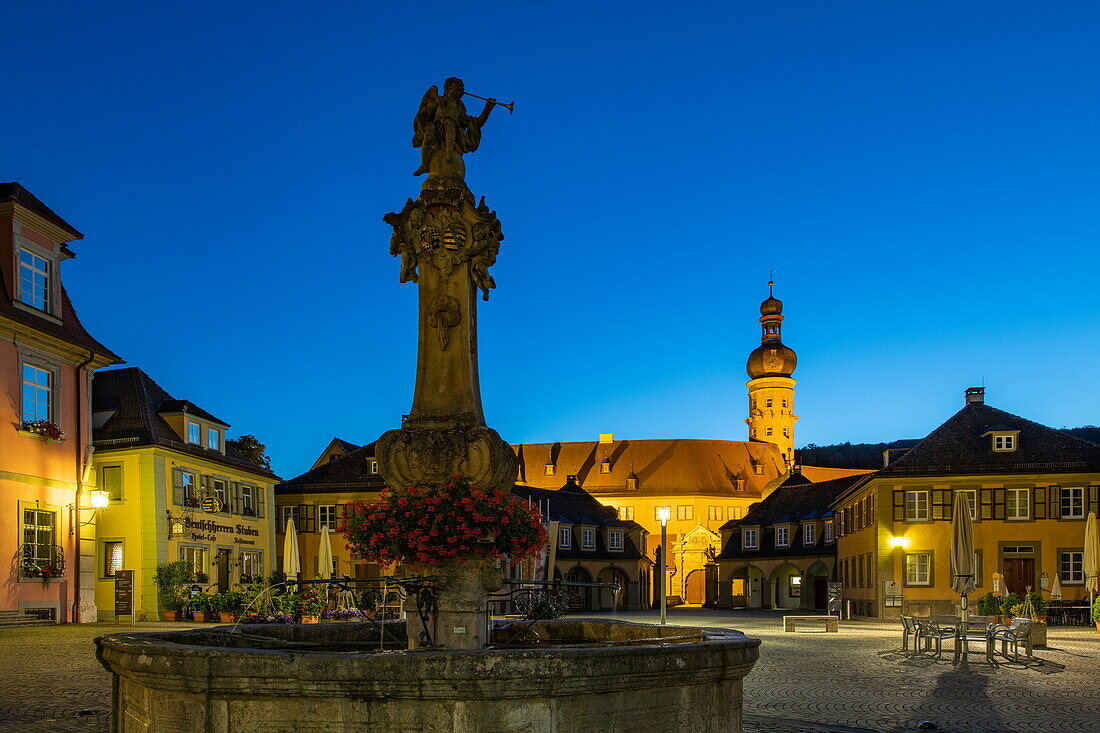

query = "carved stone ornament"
[[376, 425, 519, 494], [427, 295, 461, 349]]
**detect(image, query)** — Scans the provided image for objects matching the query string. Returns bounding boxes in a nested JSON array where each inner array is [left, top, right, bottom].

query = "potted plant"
[[154, 560, 196, 621], [1027, 591, 1047, 623], [190, 593, 215, 623], [22, 419, 66, 441], [216, 590, 245, 623], [976, 591, 1000, 621], [1000, 592, 1021, 620], [1092, 597, 1100, 633], [297, 586, 327, 624]]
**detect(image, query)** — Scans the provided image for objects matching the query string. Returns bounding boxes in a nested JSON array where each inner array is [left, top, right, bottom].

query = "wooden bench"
[[783, 615, 839, 632]]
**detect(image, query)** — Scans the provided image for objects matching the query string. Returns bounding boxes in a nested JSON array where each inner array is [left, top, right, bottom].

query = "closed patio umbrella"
[[1049, 574, 1062, 601], [1084, 512, 1099, 607], [318, 525, 335, 580], [283, 517, 301, 582], [950, 491, 977, 625]]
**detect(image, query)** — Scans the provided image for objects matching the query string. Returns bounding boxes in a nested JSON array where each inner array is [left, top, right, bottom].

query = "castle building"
[[745, 281, 798, 468]]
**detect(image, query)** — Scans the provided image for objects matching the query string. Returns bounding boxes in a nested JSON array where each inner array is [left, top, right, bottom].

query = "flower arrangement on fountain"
[[340, 476, 547, 568]]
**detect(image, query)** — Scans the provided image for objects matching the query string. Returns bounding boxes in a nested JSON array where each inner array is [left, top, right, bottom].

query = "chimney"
[[965, 387, 985, 405], [598, 433, 614, 444]]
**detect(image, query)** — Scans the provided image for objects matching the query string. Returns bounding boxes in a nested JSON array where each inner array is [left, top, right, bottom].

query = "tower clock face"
[[763, 348, 782, 371]]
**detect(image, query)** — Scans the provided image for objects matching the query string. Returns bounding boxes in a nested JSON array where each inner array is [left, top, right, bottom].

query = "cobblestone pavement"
[[0, 611, 1096, 732]]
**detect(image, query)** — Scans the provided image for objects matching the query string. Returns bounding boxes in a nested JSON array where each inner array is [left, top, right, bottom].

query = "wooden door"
[[1002, 558, 1035, 596], [814, 578, 828, 609], [685, 570, 706, 604], [216, 548, 231, 593], [730, 578, 746, 608]]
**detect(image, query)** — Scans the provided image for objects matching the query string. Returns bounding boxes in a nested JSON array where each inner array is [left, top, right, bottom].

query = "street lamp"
[[657, 507, 670, 625]]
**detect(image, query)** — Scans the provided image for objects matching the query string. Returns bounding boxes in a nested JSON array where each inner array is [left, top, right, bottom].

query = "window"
[[1060, 551, 1084, 583], [1006, 488, 1030, 520], [728, 506, 742, 520], [240, 485, 255, 515], [708, 506, 723, 522], [600, 460, 611, 474], [765, 427, 773, 437], [559, 526, 571, 549], [544, 464, 555, 476], [676, 505, 694, 521], [103, 541, 123, 577], [905, 552, 931, 585], [609, 530, 624, 550], [369, 460, 379, 474], [655, 506, 671, 522], [992, 434, 1016, 451], [803, 523, 816, 545], [776, 526, 789, 547], [281, 506, 299, 532], [181, 546, 208, 580], [207, 429, 220, 451], [1061, 487, 1085, 519], [905, 491, 929, 521], [824, 521, 834, 543], [213, 479, 228, 509], [782, 399, 788, 408], [187, 421, 201, 444], [753, 463, 764, 475], [101, 465, 123, 502], [240, 550, 262, 581], [743, 528, 758, 549], [783, 427, 789, 437], [21, 363, 52, 423], [21, 508, 56, 576], [319, 505, 337, 530], [181, 472, 197, 503], [18, 249, 50, 311], [618, 506, 634, 521], [765, 398, 773, 408], [582, 528, 595, 549], [857, 555, 864, 587], [956, 490, 977, 520]]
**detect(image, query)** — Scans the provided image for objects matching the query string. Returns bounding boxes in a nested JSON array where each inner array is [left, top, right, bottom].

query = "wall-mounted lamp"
[[90, 490, 110, 508], [890, 536, 909, 549]]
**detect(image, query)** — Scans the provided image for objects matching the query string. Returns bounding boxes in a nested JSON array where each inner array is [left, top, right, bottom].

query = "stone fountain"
[[94, 78, 760, 732]]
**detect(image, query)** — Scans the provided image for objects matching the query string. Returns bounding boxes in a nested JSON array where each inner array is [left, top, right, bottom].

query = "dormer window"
[[803, 523, 816, 545], [992, 434, 1016, 452], [776, 526, 789, 547], [743, 528, 758, 549], [559, 526, 571, 549], [369, 459, 379, 474], [824, 521, 834, 543], [207, 428, 220, 451], [187, 421, 201, 445], [753, 463, 764, 475], [582, 528, 595, 549], [626, 475, 638, 490], [18, 249, 51, 311], [544, 463, 556, 476], [600, 459, 612, 474], [609, 530, 624, 550]]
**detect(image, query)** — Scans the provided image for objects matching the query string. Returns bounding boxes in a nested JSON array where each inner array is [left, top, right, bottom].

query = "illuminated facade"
[[90, 368, 279, 620], [0, 183, 120, 623], [745, 281, 798, 467]]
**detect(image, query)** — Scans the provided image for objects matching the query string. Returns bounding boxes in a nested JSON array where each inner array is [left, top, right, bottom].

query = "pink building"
[[0, 183, 120, 623]]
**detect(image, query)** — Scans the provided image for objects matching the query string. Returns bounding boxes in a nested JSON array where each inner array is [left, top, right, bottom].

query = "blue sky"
[[5, 2, 1099, 478]]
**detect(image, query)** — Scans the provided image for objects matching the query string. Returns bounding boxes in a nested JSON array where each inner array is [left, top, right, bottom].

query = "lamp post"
[[657, 507, 670, 625]]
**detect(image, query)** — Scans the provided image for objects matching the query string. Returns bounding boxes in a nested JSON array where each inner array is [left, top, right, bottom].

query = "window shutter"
[[932, 490, 946, 520], [1050, 486, 1061, 519], [231, 482, 240, 514], [992, 489, 1005, 520], [172, 467, 183, 505], [257, 486, 266, 518], [1089, 485, 1099, 516], [301, 504, 316, 533], [893, 491, 905, 522], [336, 503, 346, 527], [1034, 487, 1047, 519], [980, 489, 993, 520]]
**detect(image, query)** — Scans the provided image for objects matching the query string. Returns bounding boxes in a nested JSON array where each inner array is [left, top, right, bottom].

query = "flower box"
[[20, 420, 66, 442]]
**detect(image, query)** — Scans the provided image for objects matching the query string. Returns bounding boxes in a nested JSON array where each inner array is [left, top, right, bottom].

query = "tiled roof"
[[513, 439, 789, 497], [717, 473, 868, 560], [157, 399, 226, 426], [92, 367, 278, 479], [511, 480, 646, 561], [877, 402, 1100, 477], [334, 438, 361, 453], [277, 443, 383, 493], [1, 182, 82, 238]]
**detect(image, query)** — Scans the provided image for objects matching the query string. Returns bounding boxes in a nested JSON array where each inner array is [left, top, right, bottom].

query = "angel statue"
[[412, 77, 496, 183]]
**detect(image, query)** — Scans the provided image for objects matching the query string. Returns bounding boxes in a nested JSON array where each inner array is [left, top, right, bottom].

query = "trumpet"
[[464, 92, 515, 114]]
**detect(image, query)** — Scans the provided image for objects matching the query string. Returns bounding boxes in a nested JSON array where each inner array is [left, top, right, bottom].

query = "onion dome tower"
[[745, 281, 798, 467]]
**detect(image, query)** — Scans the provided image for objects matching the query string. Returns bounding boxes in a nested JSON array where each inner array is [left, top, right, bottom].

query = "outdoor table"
[[953, 618, 994, 663]]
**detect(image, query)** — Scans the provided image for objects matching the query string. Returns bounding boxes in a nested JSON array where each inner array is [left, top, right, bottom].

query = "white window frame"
[[743, 528, 758, 550], [992, 434, 1016, 452], [618, 506, 634, 521], [21, 362, 53, 424], [676, 505, 693, 521], [369, 460, 379, 474], [187, 421, 201, 444], [1060, 551, 1084, 583], [559, 526, 571, 549], [824, 521, 834, 544], [582, 528, 595, 549], [281, 505, 299, 531], [240, 485, 254, 514], [240, 550, 263, 581], [1061, 487, 1085, 519], [905, 552, 931, 585], [1006, 488, 1030, 520], [728, 506, 741, 520], [213, 479, 228, 509], [905, 491, 930, 521], [803, 523, 816, 545], [18, 248, 51, 312], [609, 530, 624, 550], [101, 465, 124, 502], [776, 526, 789, 547], [318, 505, 337, 530], [207, 428, 220, 451], [181, 471, 197, 502], [708, 506, 722, 522], [180, 545, 209, 581]]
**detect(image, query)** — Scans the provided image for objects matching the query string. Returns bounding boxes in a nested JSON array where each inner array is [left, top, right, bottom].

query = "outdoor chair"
[[900, 616, 920, 653], [990, 619, 1034, 662], [952, 617, 995, 663], [913, 618, 956, 657]]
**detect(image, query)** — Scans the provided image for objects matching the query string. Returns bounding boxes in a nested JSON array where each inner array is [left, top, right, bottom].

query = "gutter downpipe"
[[72, 349, 95, 623]]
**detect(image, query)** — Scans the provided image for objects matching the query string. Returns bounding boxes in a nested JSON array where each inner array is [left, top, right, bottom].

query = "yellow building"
[[833, 387, 1100, 618], [745, 282, 798, 468], [90, 368, 279, 620]]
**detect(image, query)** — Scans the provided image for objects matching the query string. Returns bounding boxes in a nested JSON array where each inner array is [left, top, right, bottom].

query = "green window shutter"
[[1034, 487, 1047, 519], [1050, 486, 1061, 519], [893, 491, 905, 522], [257, 486, 266, 518], [172, 467, 183, 505], [980, 489, 993, 520], [992, 488, 1005, 520], [1089, 485, 1099, 515], [231, 482, 241, 514]]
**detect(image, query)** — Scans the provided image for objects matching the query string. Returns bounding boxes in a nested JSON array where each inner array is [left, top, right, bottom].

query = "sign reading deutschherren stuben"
[[184, 517, 261, 545]]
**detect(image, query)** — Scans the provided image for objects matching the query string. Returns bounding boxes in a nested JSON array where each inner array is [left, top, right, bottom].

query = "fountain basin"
[[96, 619, 760, 732]]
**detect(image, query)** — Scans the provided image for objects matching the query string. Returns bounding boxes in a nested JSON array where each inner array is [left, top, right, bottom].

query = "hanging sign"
[[201, 497, 225, 513]]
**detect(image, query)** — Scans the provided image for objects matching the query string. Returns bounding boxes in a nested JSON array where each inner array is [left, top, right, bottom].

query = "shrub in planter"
[[1000, 592, 1021, 618], [154, 560, 196, 619], [975, 591, 1000, 617], [215, 590, 246, 622], [1092, 597, 1100, 632], [1027, 591, 1047, 620], [297, 586, 327, 623], [189, 593, 215, 622]]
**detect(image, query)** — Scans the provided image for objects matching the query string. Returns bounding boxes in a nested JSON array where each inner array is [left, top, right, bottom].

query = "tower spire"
[[745, 280, 799, 468]]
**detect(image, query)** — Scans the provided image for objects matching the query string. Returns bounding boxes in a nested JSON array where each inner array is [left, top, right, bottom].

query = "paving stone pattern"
[[0, 611, 1097, 732]]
